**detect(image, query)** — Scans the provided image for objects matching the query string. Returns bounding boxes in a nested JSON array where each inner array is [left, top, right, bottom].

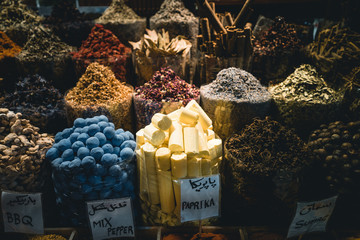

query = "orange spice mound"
[[162, 233, 228, 240], [0, 31, 21, 60], [65, 62, 132, 106]]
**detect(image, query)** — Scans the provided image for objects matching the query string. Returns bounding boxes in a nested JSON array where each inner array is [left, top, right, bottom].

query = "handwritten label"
[[287, 195, 338, 238], [180, 174, 220, 223], [1, 191, 44, 234], [86, 197, 134, 240]]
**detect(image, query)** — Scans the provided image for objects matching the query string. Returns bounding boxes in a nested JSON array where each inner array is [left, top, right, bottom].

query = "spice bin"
[[96, 0, 146, 43], [200, 67, 271, 140], [65, 62, 134, 132], [136, 100, 222, 226], [134, 67, 200, 130], [71, 24, 133, 84], [46, 115, 137, 226]]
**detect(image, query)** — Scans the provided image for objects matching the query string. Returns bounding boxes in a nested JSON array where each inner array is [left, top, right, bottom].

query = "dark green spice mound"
[[225, 117, 308, 176]]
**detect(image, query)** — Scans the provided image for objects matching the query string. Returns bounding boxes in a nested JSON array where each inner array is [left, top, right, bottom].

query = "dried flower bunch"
[[130, 29, 191, 58], [135, 67, 199, 104]]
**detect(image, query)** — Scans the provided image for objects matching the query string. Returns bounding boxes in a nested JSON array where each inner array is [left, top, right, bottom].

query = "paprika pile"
[[71, 24, 132, 84]]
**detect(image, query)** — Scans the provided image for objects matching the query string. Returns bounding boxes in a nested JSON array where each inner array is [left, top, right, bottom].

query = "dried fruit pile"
[[0, 75, 67, 133], [200, 67, 271, 140], [269, 64, 342, 133], [71, 24, 131, 83], [252, 16, 302, 83], [46, 115, 136, 226], [134, 67, 199, 129], [65, 62, 134, 131], [308, 121, 360, 195], [0, 108, 54, 192]]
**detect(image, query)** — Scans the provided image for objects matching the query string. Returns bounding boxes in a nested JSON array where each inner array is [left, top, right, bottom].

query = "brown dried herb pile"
[[0, 0, 42, 30], [0, 31, 21, 60], [308, 121, 360, 195], [253, 16, 301, 57], [66, 62, 132, 106], [0, 75, 66, 133], [306, 24, 360, 86], [225, 117, 308, 176]]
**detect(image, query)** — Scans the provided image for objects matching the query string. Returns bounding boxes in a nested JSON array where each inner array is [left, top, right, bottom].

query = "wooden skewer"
[[196, 0, 227, 34], [233, 0, 253, 28], [225, 12, 234, 26]]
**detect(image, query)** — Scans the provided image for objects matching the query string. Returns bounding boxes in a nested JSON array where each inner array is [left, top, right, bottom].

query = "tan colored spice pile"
[[65, 62, 132, 106], [29, 234, 67, 240]]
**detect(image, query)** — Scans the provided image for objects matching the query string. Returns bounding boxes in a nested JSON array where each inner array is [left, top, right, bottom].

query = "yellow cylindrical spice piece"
[[179, 108, 199, 126], [171, 152, 187, 179]]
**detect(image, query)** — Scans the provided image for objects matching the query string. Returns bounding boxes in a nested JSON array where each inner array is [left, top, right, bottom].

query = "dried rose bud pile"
[[0, 108, 54, 192], [135, 67, 199, 104]]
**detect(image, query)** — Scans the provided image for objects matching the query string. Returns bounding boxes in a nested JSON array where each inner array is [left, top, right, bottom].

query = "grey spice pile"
[[269, 64, 342, 127], [150, 0, 198, 44], [308, 121, 360, 195], [201, 67, 270, 103], [97, 0, 141, 23], [0, 108, 54, 192]]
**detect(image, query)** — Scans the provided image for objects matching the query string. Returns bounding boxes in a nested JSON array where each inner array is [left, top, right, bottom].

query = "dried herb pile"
[[44, 0, 85, 24], [253, 16, 301, 57], [0, 75, 66, 133], [96, 0, 141, 23], [306, 24, 360, 86], [0, 108, 54, 192], [66, 62, 132, 106], [72, 24, 130, 59], [201, 67, 270, 102], [0, 0, 42, 30], [225, 117, 308, 176], [0, 31, 21, 60], [343, 66, 360, 118], [308, 121, 360, 195], [135, 67, 199, 104], [269, 64, 342, 129], [17, 26, 75, 62]]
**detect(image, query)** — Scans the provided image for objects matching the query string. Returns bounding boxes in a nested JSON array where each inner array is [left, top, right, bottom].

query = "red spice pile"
[[71, 24, 131, 59]]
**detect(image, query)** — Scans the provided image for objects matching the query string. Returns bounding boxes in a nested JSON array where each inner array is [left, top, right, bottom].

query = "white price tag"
[[86, 197, 134, 240], [287, 195, 338, 238], [1, 191, 44, 234], [180, 174, 220, 223]]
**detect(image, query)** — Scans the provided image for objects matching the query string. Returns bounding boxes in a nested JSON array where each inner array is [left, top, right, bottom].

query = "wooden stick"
[[225, 12, 234, 26], [196, 0, 227, 34], [233, 0, 253, 28], [201, 18, 211, 42], [209, 1, 215, 12]]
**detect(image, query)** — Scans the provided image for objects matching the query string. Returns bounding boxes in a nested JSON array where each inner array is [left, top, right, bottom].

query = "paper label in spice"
[[1, 191, 44, 234], [86, 197, 134, 240], [287, 195, 338, 238], [180, 174, 220, 223]]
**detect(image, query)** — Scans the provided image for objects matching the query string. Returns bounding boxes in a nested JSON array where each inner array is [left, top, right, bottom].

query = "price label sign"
[[287, 195, 338, 238], [180, 174, 220, 223], [86, 197, 134, 240], [1, 191, 44, 234]]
